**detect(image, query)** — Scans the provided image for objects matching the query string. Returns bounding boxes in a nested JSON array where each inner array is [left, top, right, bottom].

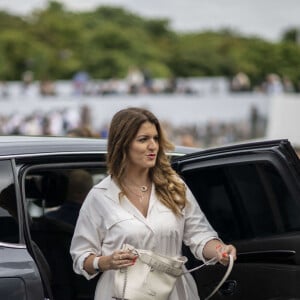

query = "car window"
[[0, 160, 19, 243], [23, 165, 106, 300], [25, 166, 106, 219], [183, 161, 300, 243]]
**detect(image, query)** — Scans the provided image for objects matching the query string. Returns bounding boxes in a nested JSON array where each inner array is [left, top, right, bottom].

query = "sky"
[[0, 0, 300, 41]]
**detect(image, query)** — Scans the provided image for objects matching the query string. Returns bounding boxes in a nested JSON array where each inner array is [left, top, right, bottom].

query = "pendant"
[[140, 186, 148, 192]]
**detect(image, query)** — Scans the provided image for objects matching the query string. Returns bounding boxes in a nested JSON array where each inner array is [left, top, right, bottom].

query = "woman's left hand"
[[215, 244, 237, 265]]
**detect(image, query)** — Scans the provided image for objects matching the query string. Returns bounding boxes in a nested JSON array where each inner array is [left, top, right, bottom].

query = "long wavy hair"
[[107, 107, 187, 215]]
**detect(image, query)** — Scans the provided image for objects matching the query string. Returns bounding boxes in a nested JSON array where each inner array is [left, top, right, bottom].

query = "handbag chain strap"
[[112, 268, 128, 300], [122, 267, 128, 300], [203, 255, 234, 300], [182, 255, 234, 299]]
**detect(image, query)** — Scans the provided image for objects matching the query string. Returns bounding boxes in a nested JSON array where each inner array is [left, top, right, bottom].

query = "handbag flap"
[[137, 250, 187, 276], [121, 243, 187, 276]]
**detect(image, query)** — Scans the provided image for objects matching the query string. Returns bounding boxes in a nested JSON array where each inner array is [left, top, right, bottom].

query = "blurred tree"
[[0, 10, 27, 30], [0, 0, 299, 88], [281, 28, 300, 44], [27, 1, 85, 78]]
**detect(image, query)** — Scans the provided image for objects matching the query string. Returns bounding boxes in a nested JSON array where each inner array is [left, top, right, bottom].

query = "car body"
[[0, 136, 300, 300]]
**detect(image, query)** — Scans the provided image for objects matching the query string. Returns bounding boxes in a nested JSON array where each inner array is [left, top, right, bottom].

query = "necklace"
[[140, 185, 148, 192], [124, 183, 149, 203]]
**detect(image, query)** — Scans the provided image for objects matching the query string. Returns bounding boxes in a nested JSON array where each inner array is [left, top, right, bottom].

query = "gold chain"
[[124, 184, 149, 203]]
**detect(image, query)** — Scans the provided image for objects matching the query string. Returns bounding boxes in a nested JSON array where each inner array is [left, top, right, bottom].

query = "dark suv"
[[1, 136, 300, 300]]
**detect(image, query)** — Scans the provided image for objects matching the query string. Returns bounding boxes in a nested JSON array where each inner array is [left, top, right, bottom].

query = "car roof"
[[0, 135, 197, 158], [0, 135, 107, 158]]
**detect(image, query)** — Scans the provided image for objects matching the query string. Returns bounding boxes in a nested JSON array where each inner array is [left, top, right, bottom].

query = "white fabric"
[[70, 175, 220, 300]]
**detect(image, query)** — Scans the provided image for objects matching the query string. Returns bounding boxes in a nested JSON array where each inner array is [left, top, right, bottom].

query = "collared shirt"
[[70, 175, 219, 300]]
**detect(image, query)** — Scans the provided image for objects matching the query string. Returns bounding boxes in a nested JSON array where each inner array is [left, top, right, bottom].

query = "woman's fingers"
[[215, 244, 237, 265], [111, 250, 138, 269]]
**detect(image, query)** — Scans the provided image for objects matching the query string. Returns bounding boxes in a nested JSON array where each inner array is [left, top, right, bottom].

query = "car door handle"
[[237, 250, 296, 263], [219, 280, 237, 296]]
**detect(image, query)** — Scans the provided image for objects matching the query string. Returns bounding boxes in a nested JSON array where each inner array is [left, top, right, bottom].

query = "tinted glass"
[[0, 160, 19, 243], [25, 167, 106, 220], [24, 166, 106, 300], [183, 161, 300, 242]]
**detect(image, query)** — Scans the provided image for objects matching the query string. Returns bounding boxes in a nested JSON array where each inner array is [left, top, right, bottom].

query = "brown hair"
[[107, 107, 187, 215]]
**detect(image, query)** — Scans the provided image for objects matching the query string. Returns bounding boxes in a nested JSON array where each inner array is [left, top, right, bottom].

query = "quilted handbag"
[[113, 244, 187, 300]]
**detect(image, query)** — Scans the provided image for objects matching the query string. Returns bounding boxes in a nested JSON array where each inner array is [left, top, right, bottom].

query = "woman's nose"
[[148, 139, 157, 149]]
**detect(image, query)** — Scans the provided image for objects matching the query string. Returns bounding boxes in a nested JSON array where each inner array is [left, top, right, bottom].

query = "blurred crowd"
[[0, 68, 298, 99], [0, 103, 266, 149], [0, 68, 200, 98], [165, 106, 266, 148], [0, 68, 280, 149], [0, 105, 98, 137], [230, 72, 298, 94]]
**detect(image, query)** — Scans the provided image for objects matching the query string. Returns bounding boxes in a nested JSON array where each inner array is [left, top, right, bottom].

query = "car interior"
[[24, 166, 106, 300], [0, 184, 19, 244]]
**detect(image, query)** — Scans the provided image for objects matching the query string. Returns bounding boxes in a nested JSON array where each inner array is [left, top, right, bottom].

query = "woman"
[[70, 107, 236, 300]]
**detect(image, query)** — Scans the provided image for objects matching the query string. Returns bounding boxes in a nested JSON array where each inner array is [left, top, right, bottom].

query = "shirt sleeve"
[[70, 189, 106, 280], [182, 185, 221, 262]]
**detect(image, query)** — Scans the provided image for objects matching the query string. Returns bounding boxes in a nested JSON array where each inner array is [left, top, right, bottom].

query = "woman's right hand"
[[84, 249, 138, 274], [108, 249, 138, 270]]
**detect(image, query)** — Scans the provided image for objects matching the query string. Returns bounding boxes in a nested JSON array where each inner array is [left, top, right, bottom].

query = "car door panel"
[[20, 163, 107, 300], [0, 160, 45, 300], [173, 139, 300, 300], [0, 244, 44, 300], [0, 278, 26, 300]]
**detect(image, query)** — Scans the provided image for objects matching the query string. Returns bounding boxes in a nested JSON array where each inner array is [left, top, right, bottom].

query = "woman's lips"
[[147, 153, 156, 159]]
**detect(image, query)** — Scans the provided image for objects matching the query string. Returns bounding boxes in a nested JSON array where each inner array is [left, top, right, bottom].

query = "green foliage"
[[0, 29, 47, 80], [0, 0, 300, 89], [281, 28, 300, 44], [0, 10, 28, 31]]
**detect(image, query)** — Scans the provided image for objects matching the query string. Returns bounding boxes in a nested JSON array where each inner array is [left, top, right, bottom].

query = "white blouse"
[[70, 175, 219, 300]]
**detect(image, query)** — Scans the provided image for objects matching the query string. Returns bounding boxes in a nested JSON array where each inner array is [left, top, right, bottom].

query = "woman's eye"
[[137, 136, 158, 143]]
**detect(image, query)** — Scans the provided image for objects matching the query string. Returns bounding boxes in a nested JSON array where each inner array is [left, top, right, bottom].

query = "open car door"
[[172, 139, 300, 300], [0, 160, 45, 300]]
